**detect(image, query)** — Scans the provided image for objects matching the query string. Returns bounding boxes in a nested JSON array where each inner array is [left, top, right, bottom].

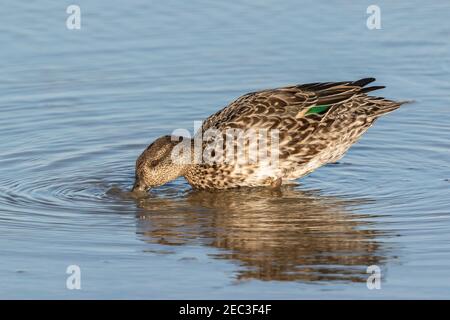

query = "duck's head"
[[131, 135, 188, 193]]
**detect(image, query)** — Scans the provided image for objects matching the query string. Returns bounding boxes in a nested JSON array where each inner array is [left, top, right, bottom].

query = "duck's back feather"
[[202, 78, 397, 132], [187, 78, 404, 189]]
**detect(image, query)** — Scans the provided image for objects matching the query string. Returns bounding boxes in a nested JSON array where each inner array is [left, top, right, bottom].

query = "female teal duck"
[[132, 78, 405, 192]]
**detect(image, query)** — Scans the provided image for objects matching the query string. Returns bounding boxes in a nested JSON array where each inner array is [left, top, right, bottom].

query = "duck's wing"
[[199, 78, 404, 171], [202, 78, 385, 132]]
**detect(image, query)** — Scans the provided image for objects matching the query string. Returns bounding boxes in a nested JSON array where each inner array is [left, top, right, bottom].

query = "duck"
[[132, 78, 406, 192]]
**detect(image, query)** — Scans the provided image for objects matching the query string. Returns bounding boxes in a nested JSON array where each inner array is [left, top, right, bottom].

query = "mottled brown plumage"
[[132, 78, 405, 192]]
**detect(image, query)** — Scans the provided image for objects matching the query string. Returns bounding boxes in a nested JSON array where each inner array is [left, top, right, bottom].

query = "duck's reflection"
[[133, 186, 389, 282]]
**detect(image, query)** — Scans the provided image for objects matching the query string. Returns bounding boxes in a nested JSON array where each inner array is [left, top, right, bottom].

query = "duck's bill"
[[131, 182, 148, 193]]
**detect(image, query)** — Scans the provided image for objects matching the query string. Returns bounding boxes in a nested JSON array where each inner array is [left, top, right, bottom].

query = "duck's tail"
[[367, 98, 412, 118], [353, 78, 413, 117]]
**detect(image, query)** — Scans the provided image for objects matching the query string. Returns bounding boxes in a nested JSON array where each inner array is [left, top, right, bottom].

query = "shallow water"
[[1, 1, 449, 299]]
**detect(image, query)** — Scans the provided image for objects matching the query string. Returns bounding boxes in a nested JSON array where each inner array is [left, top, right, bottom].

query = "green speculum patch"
[[305, 104, 331, 115]]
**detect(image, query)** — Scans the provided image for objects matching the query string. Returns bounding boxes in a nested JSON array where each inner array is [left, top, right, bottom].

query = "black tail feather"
[[361, 85, 386, 94], [351, 77, 376, 87]]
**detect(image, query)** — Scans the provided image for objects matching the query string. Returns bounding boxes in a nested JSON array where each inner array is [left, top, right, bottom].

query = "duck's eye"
[[150, 160, 159, 167]]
